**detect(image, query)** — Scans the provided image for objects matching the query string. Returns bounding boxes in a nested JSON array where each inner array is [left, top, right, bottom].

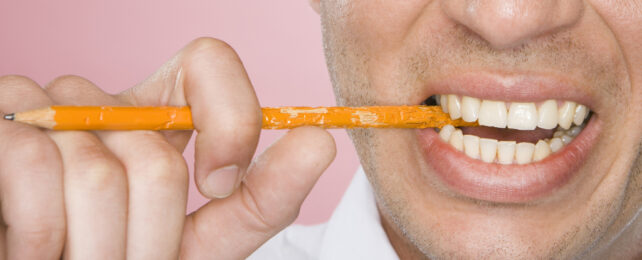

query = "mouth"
[[415, 73, 601, 203]]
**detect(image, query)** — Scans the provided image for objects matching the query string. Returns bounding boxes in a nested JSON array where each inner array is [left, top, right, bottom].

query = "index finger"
[[118, 38, 262, 198]]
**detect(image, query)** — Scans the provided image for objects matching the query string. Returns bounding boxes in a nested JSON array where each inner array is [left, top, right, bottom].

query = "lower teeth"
[[438, 122, 587, 165]]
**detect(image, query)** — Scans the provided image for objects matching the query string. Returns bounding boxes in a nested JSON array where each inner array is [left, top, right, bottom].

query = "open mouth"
[[424, 95, 591, 164], [414, 73, 601, 203]]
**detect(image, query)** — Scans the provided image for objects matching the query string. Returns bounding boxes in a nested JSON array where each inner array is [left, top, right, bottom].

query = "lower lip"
[[416, 118, 601, 203]]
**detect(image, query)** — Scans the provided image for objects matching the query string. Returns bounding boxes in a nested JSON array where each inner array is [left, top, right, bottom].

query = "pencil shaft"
[[261, 106, 475, 129], [10, 106, 477, 130], [51, 106, 194, 130]]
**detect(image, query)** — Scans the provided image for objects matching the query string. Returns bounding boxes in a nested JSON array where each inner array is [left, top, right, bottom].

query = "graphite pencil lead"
[[3, 114, 14, 120]]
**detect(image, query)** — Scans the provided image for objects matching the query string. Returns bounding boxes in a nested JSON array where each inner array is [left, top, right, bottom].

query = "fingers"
[[105, 132, 188, 260], [44, 76, 129, 259], [45, 76, 189, 260], [181, 127, 336, 259], [0, 75, 66, 259], [119, 38, 262, 199], [47, 132, 128, 259]]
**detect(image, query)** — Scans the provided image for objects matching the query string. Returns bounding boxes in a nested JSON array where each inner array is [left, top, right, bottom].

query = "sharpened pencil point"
[[3, 114, 14, 120]]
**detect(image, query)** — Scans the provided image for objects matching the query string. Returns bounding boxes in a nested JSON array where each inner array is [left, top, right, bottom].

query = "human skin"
[[312, 0, 642, 259], [0, 40, 337, 259]]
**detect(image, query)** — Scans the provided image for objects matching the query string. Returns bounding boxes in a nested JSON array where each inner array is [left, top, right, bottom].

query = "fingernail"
[[205, 165, 240, 198]]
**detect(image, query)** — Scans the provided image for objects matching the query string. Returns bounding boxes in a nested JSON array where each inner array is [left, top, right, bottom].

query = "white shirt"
[[249, 167, 399, 259]]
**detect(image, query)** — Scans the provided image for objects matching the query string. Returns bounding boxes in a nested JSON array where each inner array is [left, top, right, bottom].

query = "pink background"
[[0, 1, 359, 224]]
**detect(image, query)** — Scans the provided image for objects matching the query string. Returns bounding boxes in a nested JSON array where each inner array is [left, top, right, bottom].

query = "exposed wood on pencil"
[[262, 106, 476, 129], [13, 107, 57, 129], [5, 106, 477, 130]]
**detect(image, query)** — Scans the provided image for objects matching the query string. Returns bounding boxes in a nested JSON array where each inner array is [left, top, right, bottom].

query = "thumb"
[[180, 127, 336, 260]]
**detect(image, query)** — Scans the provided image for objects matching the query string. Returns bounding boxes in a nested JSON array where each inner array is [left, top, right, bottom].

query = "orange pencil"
[[3, 106, 477, 130]]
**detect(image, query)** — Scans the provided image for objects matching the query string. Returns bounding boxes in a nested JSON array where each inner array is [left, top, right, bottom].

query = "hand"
[[0, 37, 336, 259]]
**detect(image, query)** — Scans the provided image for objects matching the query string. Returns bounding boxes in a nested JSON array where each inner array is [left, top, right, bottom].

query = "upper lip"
[[416, 71, 598, 113]]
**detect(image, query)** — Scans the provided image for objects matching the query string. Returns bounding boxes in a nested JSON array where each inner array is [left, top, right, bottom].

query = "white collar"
[[318, 167, 399, 260]]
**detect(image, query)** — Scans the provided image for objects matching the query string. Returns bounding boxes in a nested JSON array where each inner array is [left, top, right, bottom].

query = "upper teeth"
[[438, 94, 590, 130]]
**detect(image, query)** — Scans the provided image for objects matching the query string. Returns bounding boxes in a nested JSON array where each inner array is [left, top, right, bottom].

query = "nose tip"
[[441, 0, 584, 49]]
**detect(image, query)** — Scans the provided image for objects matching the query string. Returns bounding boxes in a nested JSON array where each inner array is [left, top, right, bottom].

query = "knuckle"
[[45, 74, 95, 94], [9, 131, 60, 164], [4, 198, 66, 249], [0, 75, 52, 110], [240, 188, 293, 233], [239, 106, 263, 128], [0, 75, 44, 99], [189, 37, 234, 54], [68, 145, 125, 190], [184, 37, 241, 64], [0, 75, 39, 88], [131, 141, 188, 185], [215, 105, 262, 141], [13, 225, 65, 250], [78, 161, 124, 191], [218, 115, 262, 144]]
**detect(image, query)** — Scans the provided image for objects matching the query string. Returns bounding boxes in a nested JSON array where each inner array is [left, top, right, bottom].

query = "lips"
[[416, 72, 601, 203]]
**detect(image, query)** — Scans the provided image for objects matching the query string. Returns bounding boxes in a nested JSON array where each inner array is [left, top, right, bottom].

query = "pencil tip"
[[3, 114, 14, 120]]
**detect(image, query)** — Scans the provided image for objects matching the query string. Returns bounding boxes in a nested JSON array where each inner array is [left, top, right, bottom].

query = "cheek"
[[324, 1, 456, 106], [588, 1, 642, 112], [328, 1, 430, 52]]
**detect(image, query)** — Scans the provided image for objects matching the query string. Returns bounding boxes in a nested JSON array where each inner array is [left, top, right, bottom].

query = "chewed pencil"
[[3, 106, 477, 130]]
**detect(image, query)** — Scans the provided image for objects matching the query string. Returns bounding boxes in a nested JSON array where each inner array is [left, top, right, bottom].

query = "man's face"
[[319, 0, 641, 258]]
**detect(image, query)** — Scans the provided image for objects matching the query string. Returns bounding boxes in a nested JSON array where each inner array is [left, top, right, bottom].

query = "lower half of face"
[[321, 0, 642, 258]]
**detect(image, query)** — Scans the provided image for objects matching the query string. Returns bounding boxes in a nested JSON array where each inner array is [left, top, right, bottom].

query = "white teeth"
[[439, 124, 455, 142], [515, 142, 535, 164], [507, 102, 538, 130], [434, 94, 591, 164], [549, 138, 563, 152], [561, 135, 573, 145], [537, 100, 558, 129], [574, 104, 588, 125], [463, 135, 480, 159], [479, 138, 498, 163], [437, 121, 586, 163], [568, 126, 582, 137], [434, 95, 590, 131], [449, 129, 464, 151], [447, 95, 462, 120], [558, 101, 577, 129], [478, 100, 508, 128], [497, 141, 516, 164], [461, 96, 481, 122], [533, 140, 552, 162], [440, 95, 448, 113]]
